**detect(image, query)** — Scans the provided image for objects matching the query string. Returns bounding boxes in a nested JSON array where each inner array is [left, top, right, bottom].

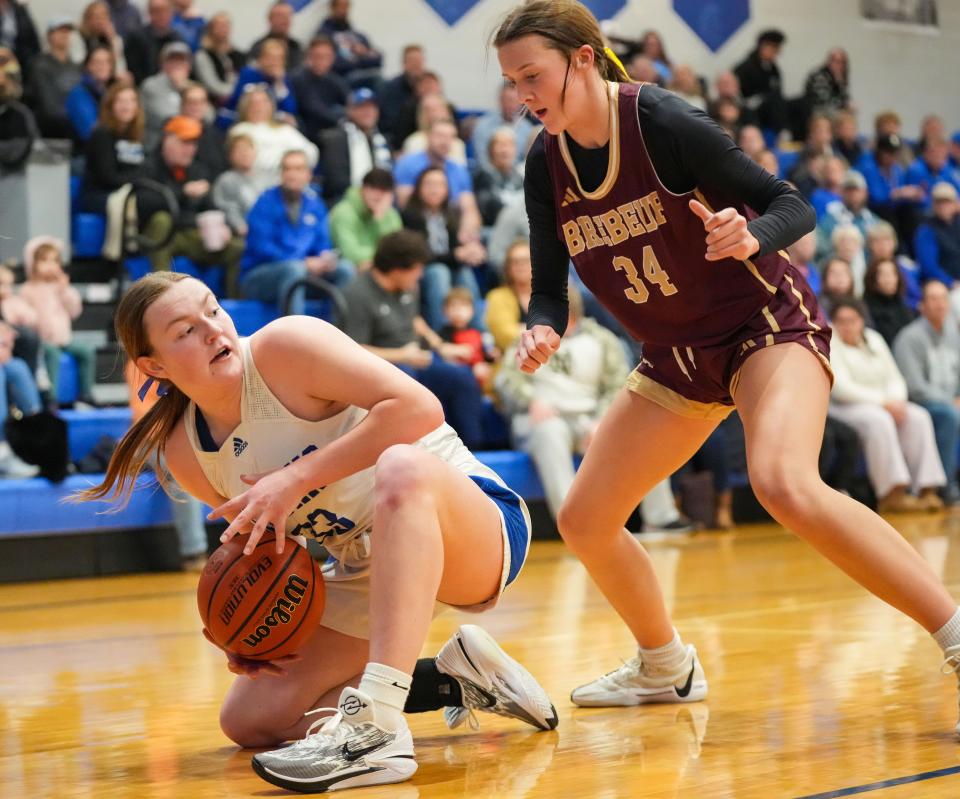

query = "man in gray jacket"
[[893, 279, 960, 502]]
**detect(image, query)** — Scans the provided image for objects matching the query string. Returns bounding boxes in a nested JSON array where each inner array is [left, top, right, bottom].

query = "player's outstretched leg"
[[735, 343, 960, 735]]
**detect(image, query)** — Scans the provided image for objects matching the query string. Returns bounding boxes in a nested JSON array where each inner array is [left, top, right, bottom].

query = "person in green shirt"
[[329, 167, 402, 271]]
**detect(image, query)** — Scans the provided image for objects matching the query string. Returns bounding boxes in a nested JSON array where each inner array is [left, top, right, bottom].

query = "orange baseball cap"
[[163, 115, 202, 142]]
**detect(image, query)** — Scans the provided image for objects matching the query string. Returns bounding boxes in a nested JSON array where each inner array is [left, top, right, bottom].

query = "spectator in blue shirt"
[[225, 37, 297, 122], [861, 133, 925, 245], [395, 119, 482, 237], [914, 182, 960, 290], [171, 0, 205, 51], [905, 138, 960, 209], [817, 170, 880, 264], [240, 150, 356, 315], [66, 45, 118, 144], [810, 156, 846, 220]]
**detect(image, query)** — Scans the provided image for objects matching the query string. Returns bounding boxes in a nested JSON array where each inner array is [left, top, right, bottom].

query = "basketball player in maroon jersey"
[[495, 0, 960, 729]]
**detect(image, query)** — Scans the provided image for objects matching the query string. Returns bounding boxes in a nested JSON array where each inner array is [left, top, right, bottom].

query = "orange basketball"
[[197, 535, 325, 661]]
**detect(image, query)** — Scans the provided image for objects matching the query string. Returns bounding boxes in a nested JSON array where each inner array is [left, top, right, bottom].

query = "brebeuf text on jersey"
[[562, 189, 668, 256]]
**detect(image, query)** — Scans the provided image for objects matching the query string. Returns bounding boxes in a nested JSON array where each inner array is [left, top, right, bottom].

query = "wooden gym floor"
[[3, 515, 960, 798]]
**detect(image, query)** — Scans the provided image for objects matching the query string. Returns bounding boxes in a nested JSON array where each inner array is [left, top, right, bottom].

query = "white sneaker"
[[436, 624, 558, 731], [570, 644, 707, 707], [251, 687, 417, 793], [942, 645, 960, 736], [0, 443, 39, 479]]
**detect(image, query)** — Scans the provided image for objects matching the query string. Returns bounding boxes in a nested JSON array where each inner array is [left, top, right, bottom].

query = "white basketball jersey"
[[185, 338, 508, 571]]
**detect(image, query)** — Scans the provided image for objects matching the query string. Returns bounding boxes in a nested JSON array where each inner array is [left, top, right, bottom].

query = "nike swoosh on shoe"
[[674, 664, 696, 698]]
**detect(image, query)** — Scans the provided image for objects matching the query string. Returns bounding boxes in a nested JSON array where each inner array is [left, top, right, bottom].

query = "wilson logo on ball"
[[241, 574, 309, 649]]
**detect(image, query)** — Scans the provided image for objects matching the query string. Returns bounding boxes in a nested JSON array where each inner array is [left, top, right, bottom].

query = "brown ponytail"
[[491, 0, 631, 84], [74, 272, 193, 508]]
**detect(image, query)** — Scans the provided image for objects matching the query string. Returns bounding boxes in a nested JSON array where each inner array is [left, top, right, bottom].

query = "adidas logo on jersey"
[[561, 187, 581, 207], [232, 437, 248, 457]]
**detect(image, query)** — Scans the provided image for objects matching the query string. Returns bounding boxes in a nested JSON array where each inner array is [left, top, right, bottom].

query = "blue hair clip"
[[137, 377, 169, 402]]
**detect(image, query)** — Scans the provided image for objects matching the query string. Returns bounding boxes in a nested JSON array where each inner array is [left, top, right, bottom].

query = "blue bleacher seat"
[[125, 256, 226, 294], [56, 352, 81, 405], [63, 408, 132, 462], [124, 255, 151, 281], [72, 213, 106, 258], [0, 473, 175, 536], [220, 299, 278, 335]]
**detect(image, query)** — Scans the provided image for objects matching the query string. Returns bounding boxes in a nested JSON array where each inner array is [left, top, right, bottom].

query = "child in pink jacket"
[[18, 237, 97, 406]]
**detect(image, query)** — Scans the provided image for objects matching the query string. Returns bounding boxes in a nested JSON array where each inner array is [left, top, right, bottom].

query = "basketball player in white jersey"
[[79, 235, 556, 793]]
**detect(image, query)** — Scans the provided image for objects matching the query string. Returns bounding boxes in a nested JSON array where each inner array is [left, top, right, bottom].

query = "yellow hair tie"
[[603, 46, 629, 81]]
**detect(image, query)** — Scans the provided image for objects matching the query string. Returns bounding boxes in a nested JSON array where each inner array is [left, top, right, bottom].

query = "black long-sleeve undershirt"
[[524, 83, 815, 335]]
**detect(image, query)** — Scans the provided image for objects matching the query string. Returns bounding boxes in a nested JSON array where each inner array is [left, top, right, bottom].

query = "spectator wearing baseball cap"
[[124, 0, 185, 85], [140, 40, 192, 149], [317, 85, 392, 206], [23, 17, 81, 139], [291, 36, 349, 140], [817, 170, 881, 263], [142, 114, 244, 294], [915, 183, 960, 291]]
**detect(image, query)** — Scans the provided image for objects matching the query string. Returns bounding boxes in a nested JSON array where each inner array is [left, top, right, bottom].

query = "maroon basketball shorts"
[[626, 265, 833, 421]]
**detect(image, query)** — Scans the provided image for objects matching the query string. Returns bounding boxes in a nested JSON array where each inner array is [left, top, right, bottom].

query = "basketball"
[[197, 536, 325, 661]]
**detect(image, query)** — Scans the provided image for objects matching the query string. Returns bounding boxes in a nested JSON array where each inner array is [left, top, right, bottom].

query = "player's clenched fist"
[[517, 324, 562, 373]]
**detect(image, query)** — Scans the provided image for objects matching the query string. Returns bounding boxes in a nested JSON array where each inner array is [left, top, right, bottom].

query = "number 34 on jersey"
[[561, 188, 679, 306]]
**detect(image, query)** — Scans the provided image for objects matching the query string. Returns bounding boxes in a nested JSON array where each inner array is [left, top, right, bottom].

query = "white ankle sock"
[[639, 629, 688, 673], [358, 662, 411, 731], [932, 607, 960, 652]]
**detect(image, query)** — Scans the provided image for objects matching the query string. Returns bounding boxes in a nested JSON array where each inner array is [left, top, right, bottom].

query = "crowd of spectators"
[[1, 1, 960, 533]]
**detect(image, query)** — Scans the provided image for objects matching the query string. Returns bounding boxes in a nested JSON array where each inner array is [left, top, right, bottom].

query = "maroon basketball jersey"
[[544, 81, 794, 348]]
